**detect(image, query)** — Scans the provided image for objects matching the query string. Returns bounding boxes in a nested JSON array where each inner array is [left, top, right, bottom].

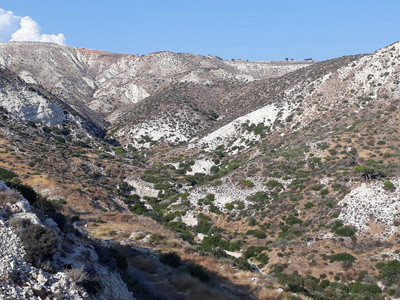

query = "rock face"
[[0, 68, 65, 127]]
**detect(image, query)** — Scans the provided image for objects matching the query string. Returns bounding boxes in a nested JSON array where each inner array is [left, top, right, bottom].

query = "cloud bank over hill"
[[0, 8, 65, 44]]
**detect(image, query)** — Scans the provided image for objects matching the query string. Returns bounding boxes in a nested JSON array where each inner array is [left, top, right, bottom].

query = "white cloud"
[[0, 9, 20, 42], [0, 8, 65, 44]]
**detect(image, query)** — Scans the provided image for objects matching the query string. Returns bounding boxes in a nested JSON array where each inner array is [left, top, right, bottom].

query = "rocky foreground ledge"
[[0, 181, 134, 300]]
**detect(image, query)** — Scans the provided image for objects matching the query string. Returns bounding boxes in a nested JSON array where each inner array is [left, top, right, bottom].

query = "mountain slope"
[[1, 41, 400, 299], [0, 42, 312, 121]]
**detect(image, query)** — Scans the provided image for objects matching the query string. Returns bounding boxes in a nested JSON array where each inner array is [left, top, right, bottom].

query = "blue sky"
[[0, 0, 399, 61]]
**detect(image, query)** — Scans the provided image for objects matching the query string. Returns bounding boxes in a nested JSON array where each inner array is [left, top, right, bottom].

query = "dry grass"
[[65, 267, 87, 283], [171, 273, 200, 292], [170, 273, 240, 300], [129, 256, 158, 274], [256, 288, 286, 300], [256, 288, 313, 300], [0, 189, 21, 207]]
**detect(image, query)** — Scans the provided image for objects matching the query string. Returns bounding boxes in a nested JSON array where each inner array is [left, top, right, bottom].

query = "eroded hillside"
[[1, 41, 400, 299]]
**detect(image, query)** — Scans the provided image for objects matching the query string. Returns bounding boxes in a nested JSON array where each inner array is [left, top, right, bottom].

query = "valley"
[[0, 41, 400, 299]]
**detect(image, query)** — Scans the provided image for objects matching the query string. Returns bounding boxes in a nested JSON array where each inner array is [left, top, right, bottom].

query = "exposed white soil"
[[118, 110, 208, 150], [0, 87, 65, 126], [338, 178, 400, 238], [191, 102, 295, 153], [187, 176, 290, 212], [186, 159, 215, 175]]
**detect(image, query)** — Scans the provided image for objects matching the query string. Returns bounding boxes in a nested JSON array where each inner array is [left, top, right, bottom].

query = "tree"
[[355, 165, 375, 180]]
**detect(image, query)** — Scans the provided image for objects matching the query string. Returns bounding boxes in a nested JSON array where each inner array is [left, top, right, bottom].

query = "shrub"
[[247, 217, 257, 226], [109, 248, 128, 269], [332, 221, 357, 237], [257, 253, 270, 265], [244, 246, 267, 259], [320, 189, 329, 196], [348, 282, 382, 294], [304, 202, 314, 209], [383, 180, 396, 192], [196, 216, 212, 234], [266, 180, 283, 189], [42, 126, 51, 134], [246, 229, 266, 239], [79, 280, 102, 295], [148, 233, 164, 244], [0, 189, 21, 208], [65, 267, 87, 283], [159, 252, 181, 268], [285, 215, 303, 225], [6, 183, 37, 205], [225, 203, 234, 210], [48, 212, 67, 230], [184, 264, 210, 282], [250, 191, 269, 203], [320, 280, 330, 288], [210, 166, 220, 174], [9, 217, 31, 233], [311, 184, 324, 191], [329, 252, 356, 263], [0, 168, 18, 181], [239, 179, 254, 188], [179, 231, 194, 243], [54, 136, 65, 143], [19, 224, 58, 266], [379, 260, 400, 285]]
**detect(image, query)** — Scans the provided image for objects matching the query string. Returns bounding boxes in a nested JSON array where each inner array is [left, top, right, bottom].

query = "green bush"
[[247, 217, 257, 226], [257, 253, 270, 265], [19, 224, 58, 266], [266, 180, 283, 189], [320, 280, 330, 288], [42, 126, 51, 134], [379, 260, 400, 285], [109, 248, 128, 269], [0, 168, 18, 181], [148, 233, 164, 244], [244, 246, 267, 259], [79, 280, 102, 295], [159, 252, 181, 268], [225, 203, 234, 210], [239, 179, 254, 188], [196, 218, 212, 234], [285, 215, 303, 225], [246, 229, 266, 239], [179, 231, 194, 243], [332, 221, 357, 237], [304, 202, 314, 209], [320, 189, 329, 196], [348, 282, 382, 294], [311, 184, 324, 191], [383, 180, 396, 192], [329, 252, 356, 262], [184, 264, 210, 282], [250, 191, 270, 203], [54, 135, 65, 143]]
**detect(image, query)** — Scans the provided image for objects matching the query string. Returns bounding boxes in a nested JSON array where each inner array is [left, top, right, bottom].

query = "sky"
[[0, 0, 399, 61]]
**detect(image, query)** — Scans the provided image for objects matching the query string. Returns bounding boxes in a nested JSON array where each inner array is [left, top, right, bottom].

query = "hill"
[[0, 41, 400, 299]]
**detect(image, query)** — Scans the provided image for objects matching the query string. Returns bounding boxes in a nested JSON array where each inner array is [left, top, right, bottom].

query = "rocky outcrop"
[[0, 181, 135, 299]]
